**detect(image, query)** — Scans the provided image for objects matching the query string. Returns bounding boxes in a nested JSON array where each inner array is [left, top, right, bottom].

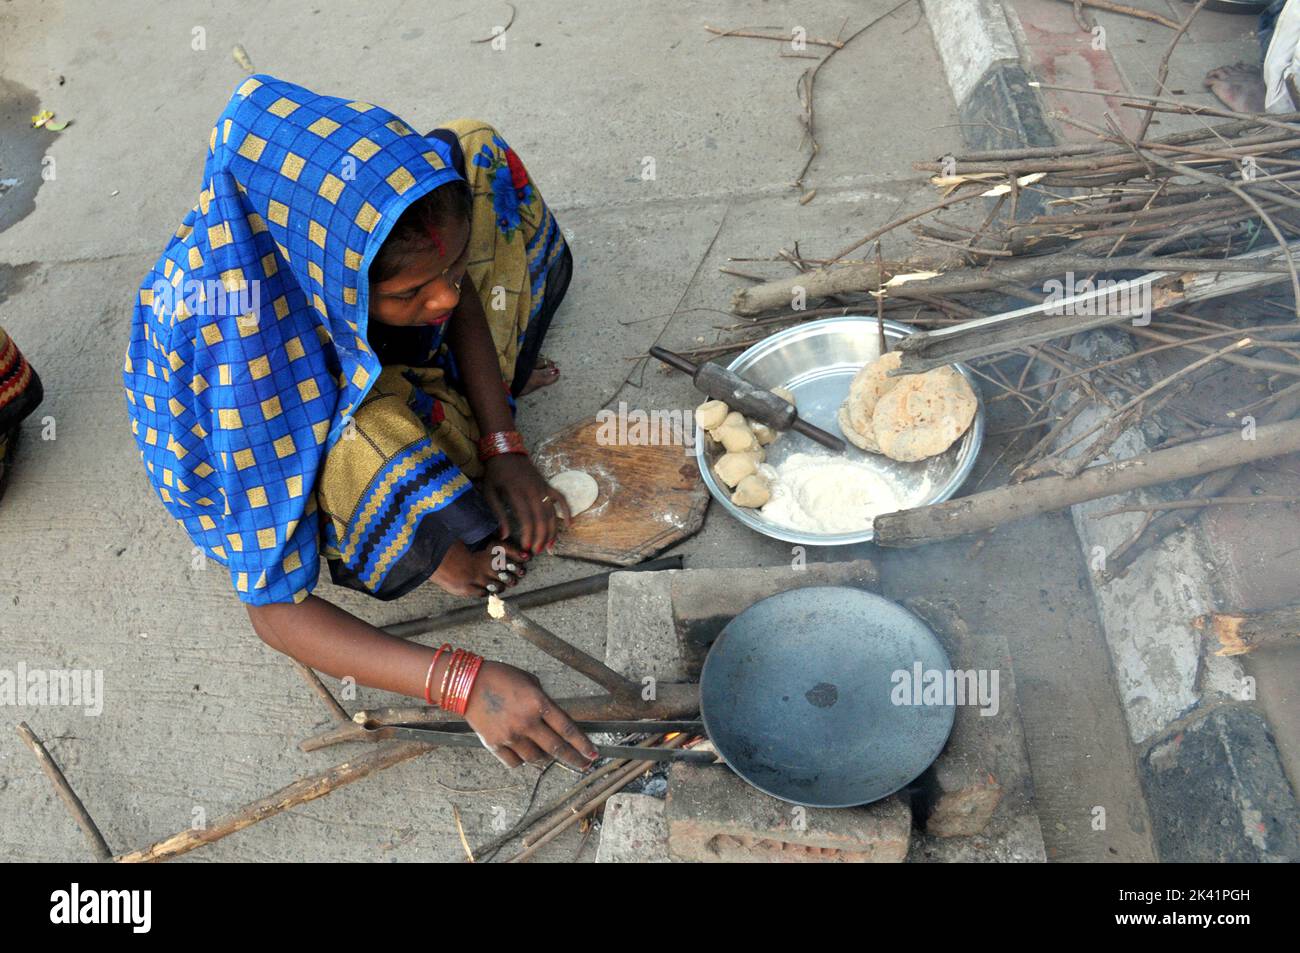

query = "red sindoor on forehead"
[[427, 225, 445, 258]]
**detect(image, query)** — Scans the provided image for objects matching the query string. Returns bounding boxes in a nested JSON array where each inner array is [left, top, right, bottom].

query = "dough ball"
[[714, 451, 759, 488], [838, 404, 880, 453], [548, 469, 600, 516], [717, 416, 760, 453], [844, 350, 903, 436], [731, 473, 771, 508], [749, 418, 777, 446], [771, 386, 796, 407], [696, 399, 729, 431], [872, 365, 978, 462]]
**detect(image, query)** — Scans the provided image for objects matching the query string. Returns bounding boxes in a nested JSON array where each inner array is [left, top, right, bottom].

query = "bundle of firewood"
[[730, 101, 1300, 324], [698, 96, 1300, 574]]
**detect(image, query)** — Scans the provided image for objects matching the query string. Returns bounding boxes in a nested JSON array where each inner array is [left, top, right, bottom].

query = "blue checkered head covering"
[[124, 75, 463, 604]]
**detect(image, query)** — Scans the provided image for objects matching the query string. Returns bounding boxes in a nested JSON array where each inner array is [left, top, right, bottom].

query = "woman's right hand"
[[464, 661, 598, 769], [429, 540, 530, 597]]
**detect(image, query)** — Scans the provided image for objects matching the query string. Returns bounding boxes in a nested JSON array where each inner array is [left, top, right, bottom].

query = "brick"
[[596, 794, 674, 864], [905, 597, 1035, 838], [909, 813, 1048, 863], [605, 571, 685, 683], [670, 559, 879, 622], [665, 761, 911, 863], [605, 560, 880, 683], [669, 560, 880, 674], [922, 758, 1004, 838]]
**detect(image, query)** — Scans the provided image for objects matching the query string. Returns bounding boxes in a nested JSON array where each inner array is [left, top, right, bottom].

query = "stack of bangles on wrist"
[[477, 429, 527, 461], [424, 643, 484, 714]]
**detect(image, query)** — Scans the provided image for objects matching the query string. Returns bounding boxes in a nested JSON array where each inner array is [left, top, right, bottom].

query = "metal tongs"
[[359, 719, 719, 764]]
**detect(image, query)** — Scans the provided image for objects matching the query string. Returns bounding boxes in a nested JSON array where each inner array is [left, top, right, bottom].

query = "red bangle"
[[448, 653, 474, 713], [452, 654, 485, 715], [424, 643, 452, 705], [477, 430, 527, 461], [442, 651, 484, 715], [438, 648, 464, 707]]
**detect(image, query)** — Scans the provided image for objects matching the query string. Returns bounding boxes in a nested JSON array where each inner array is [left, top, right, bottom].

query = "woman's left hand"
[[480, 453, 571, 554]]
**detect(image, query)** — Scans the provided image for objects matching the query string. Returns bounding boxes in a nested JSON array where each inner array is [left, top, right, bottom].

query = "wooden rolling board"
[[533, 415, 710, 565]]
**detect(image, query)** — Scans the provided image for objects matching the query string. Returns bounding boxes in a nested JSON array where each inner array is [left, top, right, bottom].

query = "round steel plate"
[[695, 316, 985, 546], [700, 586, 955, 808]]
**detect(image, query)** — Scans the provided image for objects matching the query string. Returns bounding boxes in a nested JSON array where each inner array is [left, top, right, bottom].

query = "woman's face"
[[368, 216, 471, 329]]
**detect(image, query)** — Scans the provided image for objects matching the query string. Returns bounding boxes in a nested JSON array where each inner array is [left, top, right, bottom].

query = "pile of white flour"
[[758, 452, 902, 534]]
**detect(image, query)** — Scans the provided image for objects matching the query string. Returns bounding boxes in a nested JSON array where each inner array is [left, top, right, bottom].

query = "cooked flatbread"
[[871, 365, 977, 462], [837, 404, 880, 452], [844, 350, 903, 436]]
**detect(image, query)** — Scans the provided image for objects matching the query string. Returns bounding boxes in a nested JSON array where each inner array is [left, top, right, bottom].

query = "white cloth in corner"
[[1265, 0, 1300, 112]]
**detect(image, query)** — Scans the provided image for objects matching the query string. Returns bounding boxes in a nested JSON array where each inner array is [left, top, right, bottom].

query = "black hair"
[[370, 179, 472, 283]]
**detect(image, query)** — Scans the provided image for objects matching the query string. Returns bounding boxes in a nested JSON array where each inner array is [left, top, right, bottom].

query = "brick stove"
[[596, 561, 1046, 863]]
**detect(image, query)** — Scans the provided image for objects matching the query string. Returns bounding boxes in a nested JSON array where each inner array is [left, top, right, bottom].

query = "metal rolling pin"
[[649, 346, 845, 452]]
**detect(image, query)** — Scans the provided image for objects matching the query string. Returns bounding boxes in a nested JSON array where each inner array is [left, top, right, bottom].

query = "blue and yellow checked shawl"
[[124, 75, 474, 605]]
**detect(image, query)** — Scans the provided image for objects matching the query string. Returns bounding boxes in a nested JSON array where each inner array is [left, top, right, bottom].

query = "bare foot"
[[518, 360, 559, 396], [1204, 62, 1266, 113]]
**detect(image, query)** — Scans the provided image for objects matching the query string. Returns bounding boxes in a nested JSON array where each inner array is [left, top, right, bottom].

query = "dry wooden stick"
[[468, 750, 640, 861], [875, 241, 888, 355], [303, 682, 701, 751], [1015, 324, 1295, 396], [704, 25, 844, 48], [719, 267, 772, 281], [114, 740, 435, 863], [967, 364, 1042, 417], [874, 418, 1300, 547], [1093, 140, 1300, 313], [1070, 0, 1093, 32], [1028, 338, 1252, 478], [1196, 603, 1300, 656], [793, 0, 916, 193], [827, 191, 986, 266], [1013, 399, 1089, 479], [1137, 0, 1210, 142], [451, 805, 475, 862], [1103, 388, 1300, 578], [1127, 325, 1300, 378], [1068, 372, 1200, 475], [1091, 494, 1300, 518], [1028, 82, 1300, 137], [1229, 377, 1300, 416], [915, 235, 1014, 257], [1055, 0, 1179, 30], [736, 304, 862, 328], [507, 759, 652, 863], [487, 597, 640, 700], [1045, 111, 1300, 209], [506, 734, 692, 863], [971, 430, 1030, 493], [470, 2, 516, 43], [732, 249, 958, 315], [289, 659, 350, 724], [948, 113, 1300, 164], [1165, 309, 1300, 341], [16, 722, 112, 861], [514, 740, 671, 851]]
